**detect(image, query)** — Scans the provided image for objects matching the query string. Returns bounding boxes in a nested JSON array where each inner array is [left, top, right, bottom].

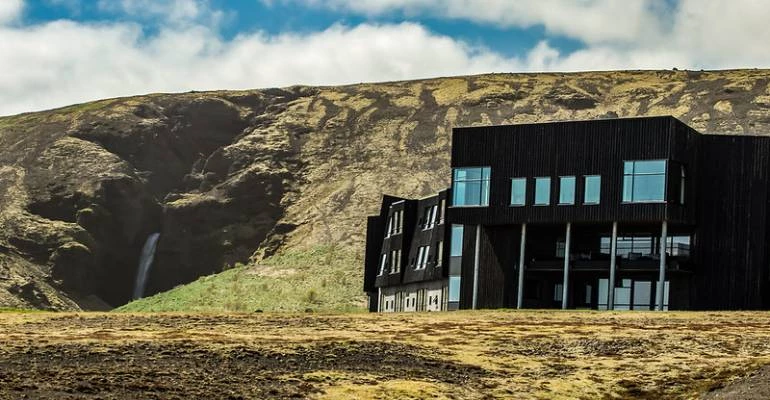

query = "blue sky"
[[0, 0, 768, 116], [25, 0, 584, 57]]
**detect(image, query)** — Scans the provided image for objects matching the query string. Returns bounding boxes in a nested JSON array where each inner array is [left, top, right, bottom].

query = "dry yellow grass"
[[1, 310, 769, 399]]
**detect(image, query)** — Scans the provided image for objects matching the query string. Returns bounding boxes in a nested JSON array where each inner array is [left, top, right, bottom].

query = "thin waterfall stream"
[[132, 233, 160, 300]]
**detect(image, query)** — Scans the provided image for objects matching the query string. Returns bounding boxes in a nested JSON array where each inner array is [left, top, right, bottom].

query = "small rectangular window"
[[422, 206, 433, 230], [450, 225, 464, 257], [416, 247, 425, 269], [390, 250, 400, 273], [534, 177, 551, 205], [379, 254, 387, 275], [449, 276, 461, 302], [559, 176, 575, 205], [556, 240, 565, 258], [510, 178, 526, 206], [426, 205, 437, 228], [436, 240, 444, 266], [584, 175, 601, 204]]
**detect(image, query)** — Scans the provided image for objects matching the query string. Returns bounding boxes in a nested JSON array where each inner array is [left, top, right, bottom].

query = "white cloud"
[[0, 0, 24, 25], [0, 21, 526, 116], [2, 0, 770, 116], [286, 0, 669, 45], [285, 0, 770, 69]]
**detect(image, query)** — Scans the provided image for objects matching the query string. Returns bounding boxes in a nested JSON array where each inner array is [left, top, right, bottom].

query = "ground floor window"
[[554, 283, 563, 302], [597, 278, 668, 310], [381, 294, 396, 312]]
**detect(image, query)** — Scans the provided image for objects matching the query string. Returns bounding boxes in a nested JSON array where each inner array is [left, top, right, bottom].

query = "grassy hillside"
[[117, 245, 367, 312]]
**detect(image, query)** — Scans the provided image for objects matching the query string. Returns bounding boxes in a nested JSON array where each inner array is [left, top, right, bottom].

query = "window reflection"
[[453, 167, 491, 206], [623, 160, 667, 202], [600, 235, 691, 258]]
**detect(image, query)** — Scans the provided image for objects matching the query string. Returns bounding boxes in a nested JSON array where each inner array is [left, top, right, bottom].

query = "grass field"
[[117, 245, 368, 313], [1, 310, 770, 399]]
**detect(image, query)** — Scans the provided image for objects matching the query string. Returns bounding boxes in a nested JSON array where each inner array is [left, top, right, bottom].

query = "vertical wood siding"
[[366, 116, 770, 310], [694, 135, 770, 309], [447, 116, 696, 225], [403, 190, 450, 284]]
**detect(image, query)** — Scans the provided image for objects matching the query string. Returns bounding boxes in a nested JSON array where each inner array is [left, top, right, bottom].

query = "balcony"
[[528, 255, 692, 273]]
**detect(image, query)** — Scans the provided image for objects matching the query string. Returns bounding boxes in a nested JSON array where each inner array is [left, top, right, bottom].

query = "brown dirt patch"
[[702, 365, 770, 400], [0, 340, 486, 399], [1, 311, 770, 399]]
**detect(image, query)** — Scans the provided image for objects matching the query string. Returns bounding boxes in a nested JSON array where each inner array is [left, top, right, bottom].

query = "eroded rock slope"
[[1, 70, 769, 309]]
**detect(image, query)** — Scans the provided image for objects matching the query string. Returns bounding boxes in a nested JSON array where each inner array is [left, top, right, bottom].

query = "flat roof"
[[453, 115, 680, 131]]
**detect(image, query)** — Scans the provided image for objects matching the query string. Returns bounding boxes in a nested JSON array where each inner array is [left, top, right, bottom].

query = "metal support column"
[[608, 221, 618, 310], [472, 224, 481, 309], [656, 220, 668, 311], [561, 222, 572, 310], [516, 223, 527, 309]]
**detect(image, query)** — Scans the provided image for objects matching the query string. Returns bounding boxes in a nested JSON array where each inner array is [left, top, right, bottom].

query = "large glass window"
[[623, 160, 667, 202], [534, 177, 551, 205], [452, 167, 490, 206], [584, 175, 600, 204], [510, 178, 526, 206], [600, 235, 691, 258], [559, 176, 575, 205]]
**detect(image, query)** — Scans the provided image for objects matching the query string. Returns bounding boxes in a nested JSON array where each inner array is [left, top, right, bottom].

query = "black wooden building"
[[364, 191, 450, 312], [364, 116, 770, 311]]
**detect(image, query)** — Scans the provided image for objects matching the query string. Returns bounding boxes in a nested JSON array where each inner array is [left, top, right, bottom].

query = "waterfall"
[[132, 233, 161, 300]]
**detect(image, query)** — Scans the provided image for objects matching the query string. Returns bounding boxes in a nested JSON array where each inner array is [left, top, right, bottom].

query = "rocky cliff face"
[[1, 70, 769, 309]]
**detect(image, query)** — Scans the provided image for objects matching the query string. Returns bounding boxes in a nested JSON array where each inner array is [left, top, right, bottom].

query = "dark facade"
[[365, 116, 770, 311], [364, 191, 449, 312]]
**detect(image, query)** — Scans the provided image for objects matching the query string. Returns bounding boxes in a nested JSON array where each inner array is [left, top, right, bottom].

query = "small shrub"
[[305, 289, 320, 304]]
